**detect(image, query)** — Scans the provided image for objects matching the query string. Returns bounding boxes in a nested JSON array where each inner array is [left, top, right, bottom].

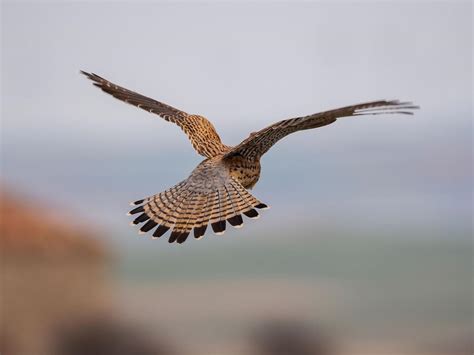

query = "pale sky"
[[1, 1, 472, 245]]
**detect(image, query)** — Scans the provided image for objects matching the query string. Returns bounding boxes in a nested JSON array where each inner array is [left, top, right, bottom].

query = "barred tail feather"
[[179, 193, 207, 242], [229, 179, 262, 219], [209, 189, 226, 235], [171, 192, 203, 244], [128, 179, 268, 243], [193, 194, 211, 240]]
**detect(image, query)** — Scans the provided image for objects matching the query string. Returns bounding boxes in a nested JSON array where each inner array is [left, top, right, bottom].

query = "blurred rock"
[[0, 189, 106, 260], [0, 188, 111, 355], [52, 317, 176, 355], [419, 334, 473, 355], [252, 319, 335, 355]]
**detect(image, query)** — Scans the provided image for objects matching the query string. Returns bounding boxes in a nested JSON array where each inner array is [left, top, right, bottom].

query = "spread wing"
[[81, 71, 229, 158], [225, 100, 419, 160]]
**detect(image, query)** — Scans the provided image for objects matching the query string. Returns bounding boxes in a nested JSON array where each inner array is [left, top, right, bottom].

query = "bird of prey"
[[81, 71, 418, 244]]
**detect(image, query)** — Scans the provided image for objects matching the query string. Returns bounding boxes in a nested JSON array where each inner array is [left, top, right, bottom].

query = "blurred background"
[[1, 1, 472, 355]]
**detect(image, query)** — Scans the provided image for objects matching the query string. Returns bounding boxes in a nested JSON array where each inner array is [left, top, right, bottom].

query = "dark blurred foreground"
[[0, 190, 472, 355]]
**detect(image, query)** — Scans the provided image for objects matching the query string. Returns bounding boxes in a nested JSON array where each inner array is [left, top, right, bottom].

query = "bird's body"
[[225, 155, 262, 189], [81, 71, 418, 243]]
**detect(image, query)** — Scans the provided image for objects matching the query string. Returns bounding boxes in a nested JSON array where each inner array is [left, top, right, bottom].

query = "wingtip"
[[80, 70, 93, 79], [354, 100, 420, 117]]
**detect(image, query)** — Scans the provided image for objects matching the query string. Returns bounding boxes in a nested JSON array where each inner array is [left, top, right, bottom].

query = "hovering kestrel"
[[81, 71, 418, 243]]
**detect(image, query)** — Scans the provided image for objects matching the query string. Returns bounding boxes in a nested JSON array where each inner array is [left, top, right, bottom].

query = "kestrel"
[[81, 71, 418, 243]]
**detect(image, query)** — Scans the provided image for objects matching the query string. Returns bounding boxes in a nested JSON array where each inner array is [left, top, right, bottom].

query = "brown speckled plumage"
[[81, 71, 418, 243]]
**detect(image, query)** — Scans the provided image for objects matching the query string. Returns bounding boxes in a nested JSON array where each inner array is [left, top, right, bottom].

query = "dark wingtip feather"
[[354, 110, 415, 116], [211, 220, 226, 235], [80, 70, 91, 77], [81, 70, 106, 85], [354, 100, 420, 116], [152, 225, 170, 239], [255, 203, 269, 210], [194, 225, 207, 239]]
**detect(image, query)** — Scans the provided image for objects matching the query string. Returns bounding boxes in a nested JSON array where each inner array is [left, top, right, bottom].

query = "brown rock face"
[[0, 189, 106, 260], [0, 188, 111, 355]]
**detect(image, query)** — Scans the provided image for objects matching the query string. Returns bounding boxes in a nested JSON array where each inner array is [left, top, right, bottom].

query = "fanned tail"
[[127, 178, 268, 244]]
